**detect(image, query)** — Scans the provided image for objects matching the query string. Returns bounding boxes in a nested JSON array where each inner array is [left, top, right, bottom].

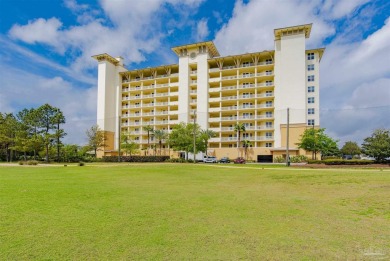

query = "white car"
[[203, 156, 217, 163]]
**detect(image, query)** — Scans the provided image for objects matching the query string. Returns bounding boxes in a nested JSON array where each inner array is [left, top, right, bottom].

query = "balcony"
[[239, 94, 255, 99], [154, 93, 169, 97], [155, 102, 169, 106], [209, 117, 221, 122], [238, 105, 255, 110], [256, 115, 273, 119], [239, 73, 255, 79], [209, 68, 220, 72], [221, 85, 236, 91], [238, 84, 255, 89], [221, 137, 237, 141], [257, 93, 274, 98], [191, 80, 197, 85], [221, 95, 237, 101], [221, 75, 237, 80], [222, 65, 236, 70], [238, 116, 255, 120], [221, 127, 234, 131], [221, 116, 238, 121], [155, 83, 169, 88], [221, 106, 237, 111], [209, 107, 220, 112], [170, 73, 179, 77], [256, 136, 274, 141]]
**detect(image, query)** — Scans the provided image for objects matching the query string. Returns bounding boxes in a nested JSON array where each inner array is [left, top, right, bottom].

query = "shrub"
[[18, 161, 24, 165], [78, 162, 85, 166], [27, 160, 38, 165], [273, 156, 285, 163], [308, 159, 375, 165], [102, 156, 170, 163], [290, 155, 308, 163]]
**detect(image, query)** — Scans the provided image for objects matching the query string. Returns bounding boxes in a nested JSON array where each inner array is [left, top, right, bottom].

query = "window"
[[308, 64, 314, 71], [243, 72, 250, 78], [243, 112, 252, 119], [242, 102, 252, 108], [308, 75, 315, 82], [266, 122, 273, 128], [266, 91, 273, 97], [266, 70, 272, 75], [265, 59, 272, 64], [307, 53, 315, 60], [266, 111, 273, 118], [266, 101, 273, 107], [242, 61, 251, 67], [265, 142, 272, 147], [308, 108, 315, 115], [266, 132, 273, 138], [308, 119, 315, 125], [266, 80, 273, 86], [308, 86, 315, 93], [308, 97, 315, 104]]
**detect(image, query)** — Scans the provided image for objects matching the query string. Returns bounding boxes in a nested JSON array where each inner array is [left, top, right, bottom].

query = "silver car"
[[203, 156, 217, 163]]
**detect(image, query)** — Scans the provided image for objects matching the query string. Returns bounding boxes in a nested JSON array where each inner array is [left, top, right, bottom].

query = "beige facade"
[[93, 24, 324, 161]]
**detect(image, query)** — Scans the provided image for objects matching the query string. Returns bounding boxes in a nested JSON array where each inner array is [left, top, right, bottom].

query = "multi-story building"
[[92, 24, 324, 161]]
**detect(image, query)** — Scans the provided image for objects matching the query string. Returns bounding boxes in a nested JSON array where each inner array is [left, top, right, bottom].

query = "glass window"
[[308, 119, 315, 125], [308, 75, 315, 82], [266, 101, 273, 107], [308, 64, 314, 71], [266, 142, 272, 147], [266, 111, 273, 118], [308, 97, 315, 104], [307, 53, 315, 60], [266, 132, 273, 138], [266, 122, 273, 128], [308, 108, 315, 114], [308, 86, 315, 92]]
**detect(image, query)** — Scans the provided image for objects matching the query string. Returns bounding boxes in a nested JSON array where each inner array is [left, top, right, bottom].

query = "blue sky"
[[0, 0, 389, 146]]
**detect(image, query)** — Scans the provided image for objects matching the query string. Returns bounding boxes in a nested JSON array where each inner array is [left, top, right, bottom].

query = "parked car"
[[233, 157, 246, 164], [204, 156, 218, 163], [219, 157, 230, 163]]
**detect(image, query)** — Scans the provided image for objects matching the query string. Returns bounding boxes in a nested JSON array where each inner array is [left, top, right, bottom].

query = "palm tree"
[[153, 129, 167, 155], [234, 123, 246, 155], [242, 139, 252, 160], [143, 125, 153, 155], [200, 129, 216, 156]]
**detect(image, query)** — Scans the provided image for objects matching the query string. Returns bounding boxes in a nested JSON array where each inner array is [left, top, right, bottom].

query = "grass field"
[[0, 163, 389, 260]]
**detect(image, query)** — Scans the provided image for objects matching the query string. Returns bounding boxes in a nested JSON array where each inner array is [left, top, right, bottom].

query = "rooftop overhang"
[[274, 24, 312, 40], [92, 53, 119, 65], [171, 41, 220, 58], [307, 47, 326, 61]]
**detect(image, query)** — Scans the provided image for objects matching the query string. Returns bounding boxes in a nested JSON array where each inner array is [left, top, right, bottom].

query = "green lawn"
[[0, 164, 389, 260]]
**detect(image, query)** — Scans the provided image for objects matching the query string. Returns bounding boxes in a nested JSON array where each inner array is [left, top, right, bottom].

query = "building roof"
[[91, 53, 120, 65], [171, 41, 220, 57], [274, 24, 312, 40]]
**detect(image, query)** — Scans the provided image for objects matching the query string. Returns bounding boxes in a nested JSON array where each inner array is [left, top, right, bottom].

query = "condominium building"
[[93, 24, 324, 161]]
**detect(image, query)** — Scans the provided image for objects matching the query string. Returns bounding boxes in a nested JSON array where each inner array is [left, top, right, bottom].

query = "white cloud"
[[195, 18, 209, 41], [214, 0, 335, 55], [63, 0, 88, 12], [9, 18, 64, 51], [322, 0, 371, 19]]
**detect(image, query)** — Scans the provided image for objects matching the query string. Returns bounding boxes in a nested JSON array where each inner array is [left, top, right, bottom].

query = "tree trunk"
[[46, 144, 49, 163]]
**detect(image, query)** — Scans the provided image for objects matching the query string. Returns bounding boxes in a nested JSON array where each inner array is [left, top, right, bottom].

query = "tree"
[[168, 122, 201, 160], [362, 129, 390, 163], [121, 132, 139, 156], [341, 141, 361, 156], [234, 123, 246, 155], [37, 104, 65, 162], [153, 129, 167, 155], [296, 128, 339, 160], [52, 109, 66, 162], [0, 113, 18, 162], [143, 125, 153, 155], [86, 125, 106, 157], [242, 139, 252, 160], [200, 129, 216, 156]]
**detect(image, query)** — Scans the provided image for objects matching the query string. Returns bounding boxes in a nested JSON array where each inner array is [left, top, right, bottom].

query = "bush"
[[78, 161, 85, 166], [102, 156, 170, 163], [27, 160, 39, 165], [290, 155, 308, 163], [308, 159, 375, 165], [273, 156, 285, 163], [166, 158, 190, 163], [321, 156, 341, 160], [18, 161, 24, 165]]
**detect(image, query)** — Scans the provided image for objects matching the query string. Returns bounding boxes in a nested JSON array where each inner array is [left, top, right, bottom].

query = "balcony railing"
[[221, 95, 237, 101], [221, 116, 238, 121]]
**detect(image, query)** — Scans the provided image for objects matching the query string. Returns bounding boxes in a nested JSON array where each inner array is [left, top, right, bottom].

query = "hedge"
[[102, 156, 170, 162], [307, 159, 375, 165]]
